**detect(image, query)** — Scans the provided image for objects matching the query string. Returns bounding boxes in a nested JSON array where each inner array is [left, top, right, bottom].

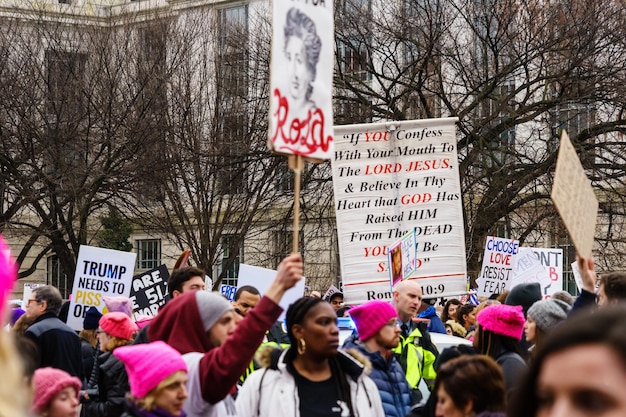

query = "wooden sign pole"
[[289, 154, 304, 253]]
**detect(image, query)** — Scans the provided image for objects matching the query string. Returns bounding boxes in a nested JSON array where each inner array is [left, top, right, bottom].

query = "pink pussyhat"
[[476, 304, 525, 341], [31, 368, 81, 414], [0, 235, 18, 318], [114, 341, 187, 398]]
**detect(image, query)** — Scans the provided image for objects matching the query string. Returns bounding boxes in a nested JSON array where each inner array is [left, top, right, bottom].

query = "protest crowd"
[[1, 241, 625, 417]]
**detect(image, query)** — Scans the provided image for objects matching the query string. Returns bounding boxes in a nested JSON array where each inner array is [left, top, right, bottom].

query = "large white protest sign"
[[332, 118, 467, 304], [476, 236, 519, 297], [237, 263, 306, 320], [533, 248, 563, 297], [67, 245, 136, 331], [269, 0, 334, 159]]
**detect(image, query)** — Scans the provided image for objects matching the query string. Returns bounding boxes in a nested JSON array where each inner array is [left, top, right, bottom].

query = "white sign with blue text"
[[67, 245, 136, 331]]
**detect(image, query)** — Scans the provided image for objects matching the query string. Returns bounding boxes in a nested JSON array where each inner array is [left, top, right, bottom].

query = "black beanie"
[[505, 283, 542, 317], [83, 306, 103, 330]]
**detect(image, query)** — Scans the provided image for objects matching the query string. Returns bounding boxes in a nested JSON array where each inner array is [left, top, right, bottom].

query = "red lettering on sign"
[[271, 88, 332, 156]]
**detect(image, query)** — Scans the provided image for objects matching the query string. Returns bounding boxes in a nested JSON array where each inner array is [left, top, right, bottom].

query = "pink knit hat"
[[476, 304, 525, 340], [103, 296, 133, 317], [100, 312, 138, 340], [31, 367, 81, 413], [114, 341, 188, 398], [349, 300, 398, 341], [134, 315, 154, 330]]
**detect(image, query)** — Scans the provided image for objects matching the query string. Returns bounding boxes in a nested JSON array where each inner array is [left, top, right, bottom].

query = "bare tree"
[[0, 10, 171, 289], [334, 0, 626, 279]]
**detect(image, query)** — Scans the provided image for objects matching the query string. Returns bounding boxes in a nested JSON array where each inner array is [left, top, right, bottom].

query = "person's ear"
[[292, 323, 304, 341], [171, 290, 182, 298], [462, 399, 474, 416]]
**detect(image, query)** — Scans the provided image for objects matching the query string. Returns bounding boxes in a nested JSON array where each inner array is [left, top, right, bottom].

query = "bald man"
[[391, 280, 438, 405]]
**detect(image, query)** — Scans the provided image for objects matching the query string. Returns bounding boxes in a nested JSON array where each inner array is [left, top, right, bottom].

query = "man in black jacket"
[[24, 285, 84, 380]]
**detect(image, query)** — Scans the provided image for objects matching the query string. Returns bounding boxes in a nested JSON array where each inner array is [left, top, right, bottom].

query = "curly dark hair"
[[283, 7, 321, 100]]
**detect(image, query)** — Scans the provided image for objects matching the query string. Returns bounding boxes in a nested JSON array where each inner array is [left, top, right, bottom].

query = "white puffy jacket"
[[236, 348, 384, 417]]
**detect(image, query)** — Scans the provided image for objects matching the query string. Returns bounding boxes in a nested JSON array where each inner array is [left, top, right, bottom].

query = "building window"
[[275, 160, 294, 194], [550, 102, 595, 167], [336, 38, 371, 82], [217, 4, 249, 99], [335, 99, 372, 124], [47, 255, 70, 299], [273, 230, 304, 268], [136, 239, 161, 270], [221, 235, 243, 287], [216, 113, 249, 194], [478, 80, 516, 165], [46, 50, 86, 115]]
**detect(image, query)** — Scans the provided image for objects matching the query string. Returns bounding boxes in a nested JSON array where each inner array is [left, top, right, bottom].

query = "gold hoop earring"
[[297, 338, 306, 355]]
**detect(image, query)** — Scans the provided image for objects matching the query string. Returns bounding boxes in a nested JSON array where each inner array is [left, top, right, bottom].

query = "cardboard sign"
[[332, 118, 467, 304], [67, 245, 136, 331], [237, 263, 306, 321], [129, 265, 169, 320], [388, 229, 418, 286], [551, 131, 598, 258], [269, 0, 334, 159], [323, 284, 341, 301], [476, 236, 519, 297], [571, 261, 583, 292]]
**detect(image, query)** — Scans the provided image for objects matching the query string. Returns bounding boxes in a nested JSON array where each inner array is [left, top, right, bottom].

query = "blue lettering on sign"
[[220, 285, 237, 301]]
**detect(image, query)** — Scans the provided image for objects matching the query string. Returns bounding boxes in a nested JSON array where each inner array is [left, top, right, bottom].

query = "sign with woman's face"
[[269, 1, 334, 160]]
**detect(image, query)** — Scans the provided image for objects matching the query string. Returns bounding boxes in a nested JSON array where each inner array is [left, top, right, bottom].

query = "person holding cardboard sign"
[[148, 253, 303, 417]]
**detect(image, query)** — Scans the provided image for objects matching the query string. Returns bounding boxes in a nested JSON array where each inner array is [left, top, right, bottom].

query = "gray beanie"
[[527, 298, 571, 332], [195, 292, 233, 331]]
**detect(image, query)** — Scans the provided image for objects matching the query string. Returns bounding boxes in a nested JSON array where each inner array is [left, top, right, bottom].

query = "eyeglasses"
[[27, 298, 40, 306]]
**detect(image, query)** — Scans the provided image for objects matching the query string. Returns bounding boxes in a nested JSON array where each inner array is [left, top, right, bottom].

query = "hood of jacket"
[[258, 346, 371, 382], [342, 338, 392, 372], [148, 291, 212, 354], [418, 305, 438, 319]]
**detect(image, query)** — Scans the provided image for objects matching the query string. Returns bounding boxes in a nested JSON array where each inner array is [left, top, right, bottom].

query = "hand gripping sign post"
[[270, 0, 334, 251], [332, 118, 467, 304]]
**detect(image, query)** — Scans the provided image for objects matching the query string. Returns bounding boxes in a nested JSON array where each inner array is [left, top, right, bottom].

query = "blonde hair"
[[79, 329, 97, 348], [104, 335, 132, 352], [132, 371, 186, 411], [0, 328, 27, 417]]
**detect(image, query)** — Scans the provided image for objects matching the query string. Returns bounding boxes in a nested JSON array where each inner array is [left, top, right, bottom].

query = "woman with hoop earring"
[[236, 297, 384, 417]]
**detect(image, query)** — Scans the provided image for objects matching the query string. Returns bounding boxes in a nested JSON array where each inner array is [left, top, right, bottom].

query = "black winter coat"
[[83, 350, 130, 417]]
